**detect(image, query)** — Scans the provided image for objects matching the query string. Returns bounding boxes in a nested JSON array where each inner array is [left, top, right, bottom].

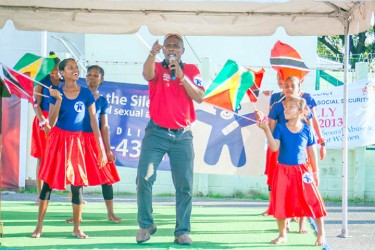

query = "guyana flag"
[[204, 60, 255, 111], [270, 40, 310, 81], [13, 53, 56, 84]]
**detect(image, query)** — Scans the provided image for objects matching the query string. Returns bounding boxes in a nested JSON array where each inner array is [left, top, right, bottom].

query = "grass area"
[[321, 196, 375, 204], [204, 190, 269, 200], [0, 201, 322, 249]]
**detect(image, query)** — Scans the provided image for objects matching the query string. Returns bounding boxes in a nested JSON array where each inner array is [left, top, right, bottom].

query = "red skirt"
[[30, 111, 49, 158], [38, 127, 88, 190], [264, 147, 279, 187], [268, 163, 327, 219], [82, 132, 120, 186]]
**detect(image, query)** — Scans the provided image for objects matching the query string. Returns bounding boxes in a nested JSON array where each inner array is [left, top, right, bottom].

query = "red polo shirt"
[[148, 62, 204, 129]]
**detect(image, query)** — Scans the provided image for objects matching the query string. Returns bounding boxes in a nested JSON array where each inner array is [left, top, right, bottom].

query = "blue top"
[[269, 92, 285, 108], [50, 87, 95, 131], [273, 123, 316, 165], [268, 98, 314, 123], [268, 101, 288, 124], [82, 95, 109, 132], [301, 92, 317, 110], [39, 76, 60, 112]]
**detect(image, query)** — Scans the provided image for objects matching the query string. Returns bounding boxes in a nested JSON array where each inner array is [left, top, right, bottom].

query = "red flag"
[[245, 68, 265, 102], [270, 40, 310, 81], [2, 65, 35, 104]]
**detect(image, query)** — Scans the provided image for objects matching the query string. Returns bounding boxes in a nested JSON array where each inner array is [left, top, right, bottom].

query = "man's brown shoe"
[[136, 225, 157, 243], [174, 234, 192, 245]]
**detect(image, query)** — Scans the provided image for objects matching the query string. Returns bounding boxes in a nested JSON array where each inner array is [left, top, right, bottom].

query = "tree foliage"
[[318, 24, 375, 69]]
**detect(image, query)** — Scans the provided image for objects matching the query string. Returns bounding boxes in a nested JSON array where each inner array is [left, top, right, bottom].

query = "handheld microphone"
[[169, 55, 176, 80]]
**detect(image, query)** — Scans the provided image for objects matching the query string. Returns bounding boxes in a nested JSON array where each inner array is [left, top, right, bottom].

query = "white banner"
[[311, 79, 375, 149], [192, 79, 375, 176], [193, 94, 269, 176]]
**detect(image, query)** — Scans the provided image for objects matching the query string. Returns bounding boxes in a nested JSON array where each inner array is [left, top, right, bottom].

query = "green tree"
[[318, 24, 375, 69]]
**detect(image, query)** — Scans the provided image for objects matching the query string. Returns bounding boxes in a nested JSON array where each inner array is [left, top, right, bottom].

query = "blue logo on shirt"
[[74, 101, 85, 112], [302, 172, 313, 184], [194, 77, 203, 87]]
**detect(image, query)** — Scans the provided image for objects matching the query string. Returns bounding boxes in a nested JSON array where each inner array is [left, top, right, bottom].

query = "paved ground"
[[1, 191, 374, 249]]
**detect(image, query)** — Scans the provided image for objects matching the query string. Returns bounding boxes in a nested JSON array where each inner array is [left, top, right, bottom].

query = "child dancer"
[[65, 65, 121, 224], [30, 52, 60, 205], [268, 76, 326, 233], [262, 72, 285, 216], [257, 97, 327, 246], [30, 58, 107, 239]]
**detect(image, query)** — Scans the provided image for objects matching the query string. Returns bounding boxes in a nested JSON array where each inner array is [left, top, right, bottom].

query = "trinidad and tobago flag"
[[270, 40, 310, 81], [245, 68, 265, 103], [1, 64, 35, 104]]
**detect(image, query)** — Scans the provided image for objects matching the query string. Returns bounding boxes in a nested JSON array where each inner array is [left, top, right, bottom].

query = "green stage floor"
[[0, 199, 322, 249]]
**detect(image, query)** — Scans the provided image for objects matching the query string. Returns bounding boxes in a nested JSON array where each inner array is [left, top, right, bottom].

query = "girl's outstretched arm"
[[256, 112, 280, 152]]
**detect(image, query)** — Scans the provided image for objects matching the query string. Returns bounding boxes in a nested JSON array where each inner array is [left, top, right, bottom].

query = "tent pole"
[[0, 79, 3, 237], [41, 31, 48, 57], [339, 17, 351, 238]]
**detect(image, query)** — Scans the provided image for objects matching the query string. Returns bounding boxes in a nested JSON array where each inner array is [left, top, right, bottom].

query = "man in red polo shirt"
[[136, 33, 204, 245]]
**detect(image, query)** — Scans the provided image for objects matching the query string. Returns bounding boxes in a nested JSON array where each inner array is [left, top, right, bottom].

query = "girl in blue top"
[[267, 76, 326, 233], [262, 72, 285, 216], [300, 90, 326, 160], [84, 65, 121, 222], [30, 52, 61, 205], [257, 97, 327, 247], [269, 76, 326, 159], [65, 65, 121, 224], [31, 59, 107, 239]]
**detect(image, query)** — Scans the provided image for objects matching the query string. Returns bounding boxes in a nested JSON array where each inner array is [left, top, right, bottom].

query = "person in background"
[[269, 72, 286, 109], [299, 87, 326, 160], [30, 52, 61, 205], [262, 72, 285, 216], [136, 33, 204, 245], [65, 65, 121, 224], [257, 97, 327, 246], [30, 58, 107, 239]]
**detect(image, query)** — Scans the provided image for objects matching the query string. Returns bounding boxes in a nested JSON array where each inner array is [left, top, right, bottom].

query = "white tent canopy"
[[0, 0, 374, 36]]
